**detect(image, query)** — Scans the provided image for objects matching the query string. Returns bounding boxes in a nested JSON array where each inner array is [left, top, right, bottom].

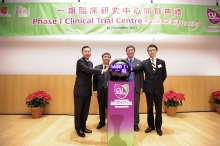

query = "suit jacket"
[[126, 57, 144, 94], [74, 57, 102, 97], [132, 58, 167, 94], [93, 64, 111, 96]]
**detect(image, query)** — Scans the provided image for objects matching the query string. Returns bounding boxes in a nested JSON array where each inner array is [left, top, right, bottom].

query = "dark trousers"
[[134, 90, 140, 125], [74, 95, 91, 131], [145, 92, 163, 129], [98, 87, 108, 124]]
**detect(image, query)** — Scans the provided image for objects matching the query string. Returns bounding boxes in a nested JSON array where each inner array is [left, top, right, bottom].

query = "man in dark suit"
[[93, 52, 111, 129], [125, 45, 143, 132], [73, 46, 108, 138], [132, 44, 167, 136]]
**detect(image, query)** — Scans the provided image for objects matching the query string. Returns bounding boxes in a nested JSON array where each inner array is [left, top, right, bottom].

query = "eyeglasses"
[[148, 49, 156, 52]]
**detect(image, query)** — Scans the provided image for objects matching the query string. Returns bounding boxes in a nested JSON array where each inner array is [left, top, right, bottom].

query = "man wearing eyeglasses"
[[132, 44, 167, 136]]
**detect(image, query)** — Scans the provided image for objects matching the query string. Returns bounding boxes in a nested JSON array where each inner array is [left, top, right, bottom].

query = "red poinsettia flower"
[[25, 91, 52, 108], [210, 91, 220, 105], [163, 90, 185, 107]]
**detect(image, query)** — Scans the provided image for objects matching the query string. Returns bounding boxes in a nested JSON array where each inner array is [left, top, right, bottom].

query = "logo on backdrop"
[[14, 6, 30, 17], [207, 8, 220, 24], [114, 84, 129, 99], [204, 8, 220, 32], [0, 6, 11, 17]]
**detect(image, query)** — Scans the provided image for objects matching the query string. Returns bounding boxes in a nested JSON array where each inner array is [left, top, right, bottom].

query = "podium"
[[108, 81, 134, 146]]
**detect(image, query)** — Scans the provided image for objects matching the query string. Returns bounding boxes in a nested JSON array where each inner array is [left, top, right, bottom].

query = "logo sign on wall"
[[0, 3, 220, 35]]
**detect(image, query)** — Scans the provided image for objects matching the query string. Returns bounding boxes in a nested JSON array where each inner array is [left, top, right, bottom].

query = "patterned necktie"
[[151, 58, 156, 73]]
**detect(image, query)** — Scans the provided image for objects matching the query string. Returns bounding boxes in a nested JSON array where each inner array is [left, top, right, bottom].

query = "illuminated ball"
[[109, 59, 131, 81]]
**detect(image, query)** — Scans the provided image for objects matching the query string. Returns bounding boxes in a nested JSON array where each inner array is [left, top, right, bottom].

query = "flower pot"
[[214, 104, 220, 115], [30, 107, 43, 119], [166, 106, 178, 117]]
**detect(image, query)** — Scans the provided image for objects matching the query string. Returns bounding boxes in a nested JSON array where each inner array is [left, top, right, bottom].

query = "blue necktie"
[[129, 59, 135, 81]]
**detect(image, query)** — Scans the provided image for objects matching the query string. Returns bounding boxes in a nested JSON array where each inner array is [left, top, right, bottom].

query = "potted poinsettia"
[[163, 90, 185, 116], [209, 91, 220, 114], [25, 90, 52, 118]]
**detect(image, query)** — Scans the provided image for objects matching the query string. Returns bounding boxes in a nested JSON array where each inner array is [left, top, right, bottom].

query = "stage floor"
[[0, 112, 219, 146]]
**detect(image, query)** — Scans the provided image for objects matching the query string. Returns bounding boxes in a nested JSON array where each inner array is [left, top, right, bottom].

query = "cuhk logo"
[[207, 8, 220, 24], [114, 84, 129, 99], [0, 6, 8, 15]]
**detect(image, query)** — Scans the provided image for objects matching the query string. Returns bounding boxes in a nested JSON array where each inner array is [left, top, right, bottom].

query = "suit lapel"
[[82, 57, 90, 67], [156, 59, 160, 71], [99, 64, 103, 69], [126, 57, 129, 62], [82, 57, 87, 64], [102, 64, 111, 80], [134, 58, 138, 65]]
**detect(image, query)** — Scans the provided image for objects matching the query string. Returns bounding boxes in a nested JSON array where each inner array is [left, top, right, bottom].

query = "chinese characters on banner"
[[0, 3, 219, 35]]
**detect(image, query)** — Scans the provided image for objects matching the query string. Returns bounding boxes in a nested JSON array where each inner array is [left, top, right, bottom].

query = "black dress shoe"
[[76, 130, 85, 137], [145, 127, 155, 133], [97, 123, 105, 129], [82, 128, 92, 133], [134, 125, 139, 131], [156, 128, 163, 136]]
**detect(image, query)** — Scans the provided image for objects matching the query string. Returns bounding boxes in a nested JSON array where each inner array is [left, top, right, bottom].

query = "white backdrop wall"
[[0, 0, 220, 76]]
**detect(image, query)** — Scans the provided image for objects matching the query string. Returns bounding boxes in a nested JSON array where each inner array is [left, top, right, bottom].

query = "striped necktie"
[[151, 58, 156, 73]]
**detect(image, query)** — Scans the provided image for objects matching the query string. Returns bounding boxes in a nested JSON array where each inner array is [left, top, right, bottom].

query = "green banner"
[[0, 3, 220, 36]]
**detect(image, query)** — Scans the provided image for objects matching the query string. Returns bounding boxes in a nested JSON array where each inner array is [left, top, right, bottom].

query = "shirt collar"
[[128, 58, 134, 62], [151, 57, 156, 61], [103, 64, 109, 67], [83, 57, 89, 62]]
